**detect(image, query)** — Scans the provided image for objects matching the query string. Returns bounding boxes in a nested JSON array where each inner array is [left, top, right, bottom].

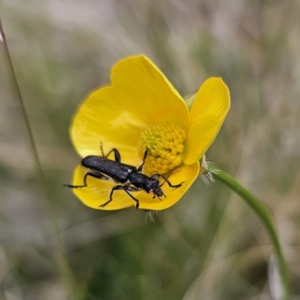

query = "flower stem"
[[0, 18, 77, 297], [210, 165, 289, 300]]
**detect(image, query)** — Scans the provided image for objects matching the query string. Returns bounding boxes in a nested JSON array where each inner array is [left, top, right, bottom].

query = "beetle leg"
[[100, 185, 141, 209], [64, 171, 109, 188], [100, 185, 123, 207], [137, 149, 149, 172], [151, 174, 184, 189], [105, 148, 121, 162], [124, 186, 141, 209], [99, 143, 122, 162]]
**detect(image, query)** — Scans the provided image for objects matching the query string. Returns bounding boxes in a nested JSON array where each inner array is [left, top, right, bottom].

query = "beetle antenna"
[[100, 142, 105, 157]]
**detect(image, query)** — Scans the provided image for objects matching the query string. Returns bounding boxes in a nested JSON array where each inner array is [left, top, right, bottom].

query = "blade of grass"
[[210, 165, 289, 300], [0, 18, 77, 298]]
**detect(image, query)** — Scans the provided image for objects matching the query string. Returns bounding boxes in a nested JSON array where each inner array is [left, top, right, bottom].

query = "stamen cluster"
[[139, 121, 186, 174]]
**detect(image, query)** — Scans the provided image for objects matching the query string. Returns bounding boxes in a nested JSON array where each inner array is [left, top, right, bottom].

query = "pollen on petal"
[[139, 121, 186, 174]]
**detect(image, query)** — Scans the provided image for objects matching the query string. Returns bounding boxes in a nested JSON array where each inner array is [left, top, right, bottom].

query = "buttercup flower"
[[69, 55, 230, 210]]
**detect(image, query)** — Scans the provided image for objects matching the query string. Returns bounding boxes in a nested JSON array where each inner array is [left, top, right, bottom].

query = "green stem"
[[210, 166, 289, 300], [0, 18, 76, 298]]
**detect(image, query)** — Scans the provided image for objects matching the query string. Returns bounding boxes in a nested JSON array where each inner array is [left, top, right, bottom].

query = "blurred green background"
[[1, 1, 300, 299]]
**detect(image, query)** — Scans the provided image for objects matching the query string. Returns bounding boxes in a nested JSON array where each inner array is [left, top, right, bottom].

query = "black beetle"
[[64, 143, 184, 209]]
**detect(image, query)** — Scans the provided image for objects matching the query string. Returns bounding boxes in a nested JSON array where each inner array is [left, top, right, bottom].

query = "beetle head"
[[145, 178, 165, 198]]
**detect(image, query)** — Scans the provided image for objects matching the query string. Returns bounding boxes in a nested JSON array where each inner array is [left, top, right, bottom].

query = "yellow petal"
[[138, 162, 199, 210], [112, 56, 188, 128], [71, 162, 199, 211], [71, 55, 189, 167], [183, 78, 230, 165]]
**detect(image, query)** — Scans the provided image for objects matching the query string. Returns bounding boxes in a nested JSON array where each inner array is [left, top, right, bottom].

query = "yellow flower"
[[69, 55, 230, 211]]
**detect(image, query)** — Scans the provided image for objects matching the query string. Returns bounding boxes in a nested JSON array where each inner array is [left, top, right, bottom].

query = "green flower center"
[[139, 121, 186, 174]]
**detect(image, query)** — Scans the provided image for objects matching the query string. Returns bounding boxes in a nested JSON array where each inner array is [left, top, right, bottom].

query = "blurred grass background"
[[1, 1, 300, 299]]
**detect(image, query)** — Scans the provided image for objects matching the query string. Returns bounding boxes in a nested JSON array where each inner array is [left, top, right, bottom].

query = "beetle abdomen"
[[81, 155, 137, 183]]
